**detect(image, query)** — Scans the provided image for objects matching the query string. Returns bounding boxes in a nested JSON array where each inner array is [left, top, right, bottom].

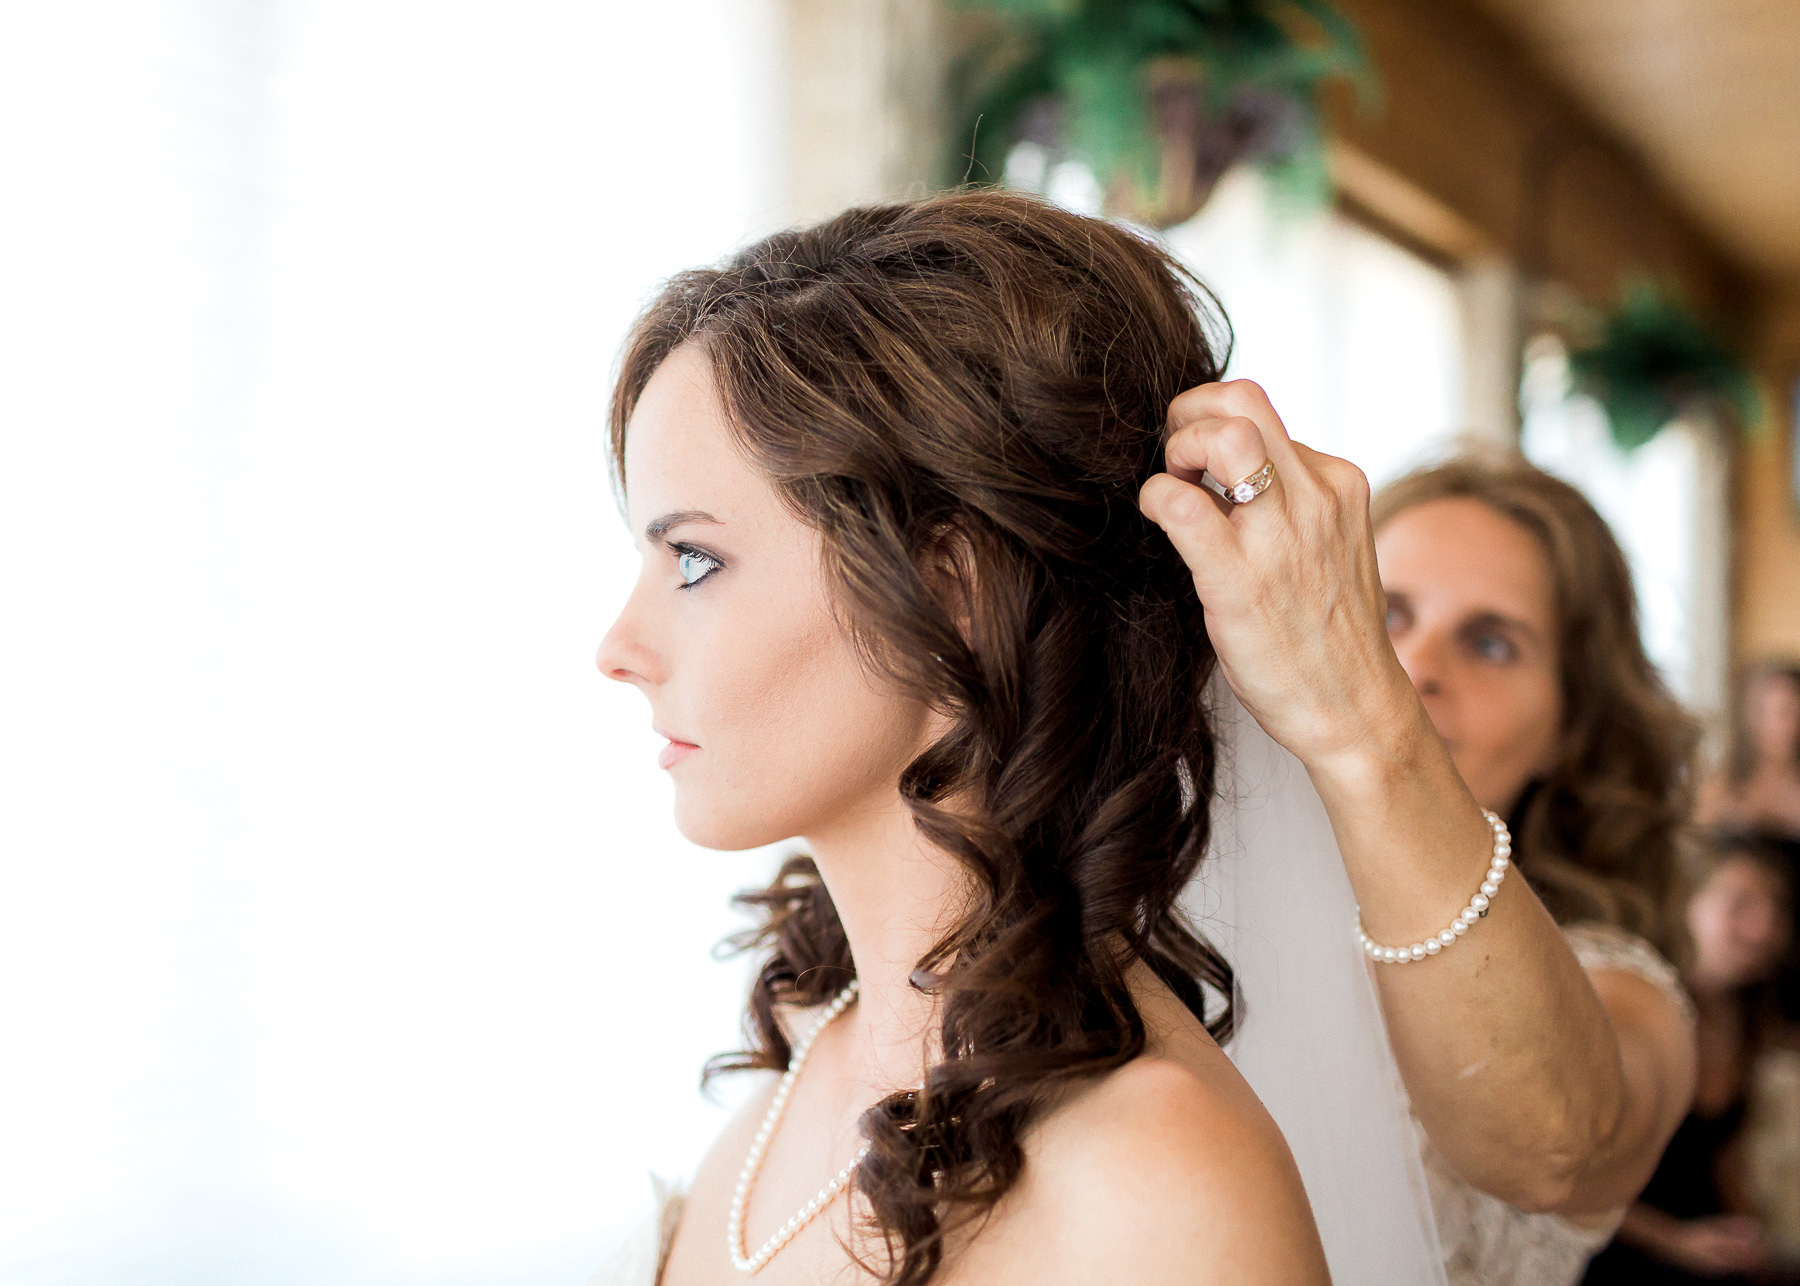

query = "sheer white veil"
[[1183, 678, 1447, 1285]]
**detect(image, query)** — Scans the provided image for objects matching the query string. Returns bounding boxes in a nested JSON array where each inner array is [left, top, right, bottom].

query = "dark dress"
[[1760, 834, 1800, 1023], [1580, 1099, 1750, 1285]]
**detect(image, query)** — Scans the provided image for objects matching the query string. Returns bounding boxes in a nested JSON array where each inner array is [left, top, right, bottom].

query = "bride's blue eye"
[[675, 547, 721, 588]]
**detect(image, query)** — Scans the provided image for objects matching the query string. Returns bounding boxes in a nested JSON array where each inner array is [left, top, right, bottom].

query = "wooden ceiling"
[[1466, 0, 1800, 288]]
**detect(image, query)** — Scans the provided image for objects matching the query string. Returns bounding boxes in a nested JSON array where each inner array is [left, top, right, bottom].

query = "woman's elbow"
[[1483, 1090, 1627, 1214], [1491, 1159, 1583, 1215]]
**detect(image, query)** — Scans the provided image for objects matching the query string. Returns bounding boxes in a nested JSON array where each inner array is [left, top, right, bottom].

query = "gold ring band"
[[1227, 460, 1274, 505]]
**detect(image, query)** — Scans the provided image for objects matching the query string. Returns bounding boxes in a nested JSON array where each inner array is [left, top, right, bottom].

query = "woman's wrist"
[[1298, 670, 1444, 799]]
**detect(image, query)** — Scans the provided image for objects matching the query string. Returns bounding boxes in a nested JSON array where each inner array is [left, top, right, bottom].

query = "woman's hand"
[[1620, 1206, 1768, 1274], [1667, 1216, 1768, 1273], [1140, 384, 1695, 1220], [1137, 380, 1421, 775]]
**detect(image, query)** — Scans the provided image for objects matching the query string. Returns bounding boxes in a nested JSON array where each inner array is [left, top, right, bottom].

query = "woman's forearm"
[[1306, 695, 1636, 1212], [1136, 379, 1691, 1211]]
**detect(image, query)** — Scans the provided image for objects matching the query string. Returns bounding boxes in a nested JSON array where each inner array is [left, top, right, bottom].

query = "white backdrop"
[[0, 2, 787, 1282]]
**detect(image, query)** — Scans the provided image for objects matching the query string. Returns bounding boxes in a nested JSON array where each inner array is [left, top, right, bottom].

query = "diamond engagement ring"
[[1227, 460, 1275, 505]]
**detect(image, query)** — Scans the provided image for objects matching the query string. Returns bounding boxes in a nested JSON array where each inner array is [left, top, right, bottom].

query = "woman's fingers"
[[1138, 472, 1238, 594], [1143, 382, 1309, 595], [1166, 380, 1304, 480], [1163, 415, 1280, 504], [1145, 377, 1412, 768]]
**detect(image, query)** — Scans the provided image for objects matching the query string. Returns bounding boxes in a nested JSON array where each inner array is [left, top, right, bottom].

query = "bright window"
[[0, 3, 784, 1281], [1521, 337, 1731, 716], [1166, 168, 1466, 488]]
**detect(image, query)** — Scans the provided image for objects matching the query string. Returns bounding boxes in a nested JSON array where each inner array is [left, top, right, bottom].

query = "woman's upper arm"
[[1557, 966, 1696, 1215]]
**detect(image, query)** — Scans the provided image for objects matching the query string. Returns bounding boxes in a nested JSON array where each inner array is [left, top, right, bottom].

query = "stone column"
[[782, 0, 946, 223], [1456, 255, 1524, 445]]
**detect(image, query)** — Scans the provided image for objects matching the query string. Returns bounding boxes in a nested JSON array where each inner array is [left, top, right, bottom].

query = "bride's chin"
[[670, 795, 795, 854]]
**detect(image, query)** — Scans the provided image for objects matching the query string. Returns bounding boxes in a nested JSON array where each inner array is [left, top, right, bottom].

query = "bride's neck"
[[803, 794, 965, 1093]]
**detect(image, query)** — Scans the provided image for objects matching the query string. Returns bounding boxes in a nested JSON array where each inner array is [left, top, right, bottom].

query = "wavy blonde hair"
[[1372, 454, 1698, 955]]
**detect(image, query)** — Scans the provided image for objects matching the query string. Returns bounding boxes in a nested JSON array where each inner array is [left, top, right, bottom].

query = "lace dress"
[[1423, 922, 1695, 1286]]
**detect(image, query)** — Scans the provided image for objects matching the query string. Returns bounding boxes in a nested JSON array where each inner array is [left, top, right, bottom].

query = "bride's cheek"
[[664, 608, 839, 845]]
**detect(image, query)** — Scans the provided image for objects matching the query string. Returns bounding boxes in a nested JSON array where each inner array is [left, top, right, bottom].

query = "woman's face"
[[1376, 498, 1562, 815], [597, 344, 936, 849], [1747, 671, 1800, 768], [1688, 857, 1790, 990]]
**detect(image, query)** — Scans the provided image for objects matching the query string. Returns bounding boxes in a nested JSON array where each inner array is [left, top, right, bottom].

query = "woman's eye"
[[1471, 632, 1517, 664], [676, 549, 720, 587]]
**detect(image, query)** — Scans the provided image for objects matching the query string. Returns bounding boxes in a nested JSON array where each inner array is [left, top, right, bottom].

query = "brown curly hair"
[[608, 191, 1234, 1284], [1371, 454, 1698, 956]]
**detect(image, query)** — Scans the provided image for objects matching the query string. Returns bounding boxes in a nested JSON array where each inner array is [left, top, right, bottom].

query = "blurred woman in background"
[[1701, 664, 1800, 838], [1583, 834, 1792, 1283], [1702, 665, 1800, 1025], [1353, 455, 1701, 1283]]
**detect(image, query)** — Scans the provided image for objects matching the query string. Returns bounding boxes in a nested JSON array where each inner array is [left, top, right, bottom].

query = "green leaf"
[[946, 0, 1375, 224], [945, 0, 1078, 16], [1568, 279, 1760, 450]]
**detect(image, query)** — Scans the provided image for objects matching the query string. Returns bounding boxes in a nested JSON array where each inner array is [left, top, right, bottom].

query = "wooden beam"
[[1320, 0, 1754, 322], [1737, 290, 1800, 664]]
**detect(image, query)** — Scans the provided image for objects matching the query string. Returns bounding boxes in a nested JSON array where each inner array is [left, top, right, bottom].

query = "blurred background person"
[[1583, 834, 1793, 1284], [1701, 665, 1800, 1025], [1702, 665, 1800, 838]]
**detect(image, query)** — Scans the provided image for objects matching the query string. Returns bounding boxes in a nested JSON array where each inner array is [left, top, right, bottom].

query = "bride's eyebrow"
[[644, 509, 722, 541]]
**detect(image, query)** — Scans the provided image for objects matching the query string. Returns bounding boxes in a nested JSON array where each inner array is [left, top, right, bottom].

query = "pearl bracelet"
[[1357, 810, 1512, 964]]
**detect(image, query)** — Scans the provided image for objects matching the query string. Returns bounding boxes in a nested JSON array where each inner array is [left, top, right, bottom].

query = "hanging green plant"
[[1567, 281, 1760, 450], [945, 0, 1373, 228]]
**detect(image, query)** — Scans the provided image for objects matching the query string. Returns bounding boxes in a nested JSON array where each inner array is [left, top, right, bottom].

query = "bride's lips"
[[656, 729, 699, 770]]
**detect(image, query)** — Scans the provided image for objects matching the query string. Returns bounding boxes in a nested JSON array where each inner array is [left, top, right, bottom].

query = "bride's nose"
[[597, 589, 664, 688]]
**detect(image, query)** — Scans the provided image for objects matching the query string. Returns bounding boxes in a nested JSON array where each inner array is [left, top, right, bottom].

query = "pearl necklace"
[[727, 979, 870, 1274]]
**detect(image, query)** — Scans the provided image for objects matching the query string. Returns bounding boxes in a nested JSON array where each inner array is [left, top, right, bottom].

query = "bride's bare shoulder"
[[1010, 1051, 1329, 1285]]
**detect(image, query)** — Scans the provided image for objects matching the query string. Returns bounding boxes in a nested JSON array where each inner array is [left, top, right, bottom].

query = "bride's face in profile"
[[597, 343, 935, 849]]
